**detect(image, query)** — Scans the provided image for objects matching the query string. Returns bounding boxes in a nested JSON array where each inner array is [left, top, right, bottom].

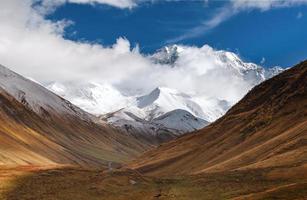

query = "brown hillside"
[[129, 60, 307, 176], [0, 86, 151, 168]]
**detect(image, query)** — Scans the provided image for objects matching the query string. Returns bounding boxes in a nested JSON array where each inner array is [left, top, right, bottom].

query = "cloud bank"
[[0, 0, 275, 106]]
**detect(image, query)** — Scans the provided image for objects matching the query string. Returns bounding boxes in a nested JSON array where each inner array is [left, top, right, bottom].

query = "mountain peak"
[[136, 86, 186, 109], [151, 45, 184, 66], [155, 86, 179, 93], [136, 87, 162, 108], [153, 109, 209, 134], [134, 86, 205, 121]]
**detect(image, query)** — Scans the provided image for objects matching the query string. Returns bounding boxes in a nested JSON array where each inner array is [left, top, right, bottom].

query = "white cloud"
[[260, 57, 266, 64], [0, 0, 269, 106], [232, 0, 307, 11], [35, 0, 137, 11], [69, 0, 136, 7], [0, 0, 145, 81]]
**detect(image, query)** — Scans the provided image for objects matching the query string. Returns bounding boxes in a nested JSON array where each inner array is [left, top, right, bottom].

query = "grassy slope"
[[0, 89, 151, 168], [128, 61, 307, 176]]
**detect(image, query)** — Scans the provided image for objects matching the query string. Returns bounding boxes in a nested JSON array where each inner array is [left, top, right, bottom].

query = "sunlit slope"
[[0, 65, 152, 168], [129, 61, 307, 176]]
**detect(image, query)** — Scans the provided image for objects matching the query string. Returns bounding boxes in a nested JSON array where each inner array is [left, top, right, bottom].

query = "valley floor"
[[0, 165, 306, 200]]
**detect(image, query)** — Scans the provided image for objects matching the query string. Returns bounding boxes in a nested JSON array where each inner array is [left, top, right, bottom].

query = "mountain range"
[[0, 59, 305, 200], [46, 45, 284, 139], [1, 45, 285, 167]]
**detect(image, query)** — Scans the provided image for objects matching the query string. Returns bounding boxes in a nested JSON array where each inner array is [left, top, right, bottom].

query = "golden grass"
[[0, 89, 152, 168], [0, 166, 306, 200], [128, 61, 307, 176]]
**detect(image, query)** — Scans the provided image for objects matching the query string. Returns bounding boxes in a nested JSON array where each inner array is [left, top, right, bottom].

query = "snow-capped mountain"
[[153, 109, 209, 133], [265, 66, 285, 79], [134, 87, 206, 120], [151, 45, 283, 85], [101, 87, 210, 139], [150, 45, 183, 66], [0, 64, 91, 121], [102, 108, 208, 144], [46, 45, 284, 138]]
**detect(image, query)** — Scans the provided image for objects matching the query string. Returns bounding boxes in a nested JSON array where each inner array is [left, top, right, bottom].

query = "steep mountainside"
[[129, 60, 307, 176], [0, 64, 151, 167], [0, 65, 92, 121]]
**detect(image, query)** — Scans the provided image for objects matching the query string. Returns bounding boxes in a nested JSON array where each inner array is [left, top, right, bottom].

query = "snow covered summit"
[[46, 44, 285, 138]]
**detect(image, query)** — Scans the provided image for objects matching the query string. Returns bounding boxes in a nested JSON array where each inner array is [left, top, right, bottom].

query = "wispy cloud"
[[232, 0, 307, 11], [166, 4, 237, 44], [68, 0, 137, 8], [297, 11, 303, 19], [166, 0, 307, 44]]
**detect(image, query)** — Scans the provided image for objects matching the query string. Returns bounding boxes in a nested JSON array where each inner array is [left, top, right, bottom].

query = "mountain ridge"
[[128, 60, 307, 176], [0, 64, 152, 167], [46, 45, 285, 139]]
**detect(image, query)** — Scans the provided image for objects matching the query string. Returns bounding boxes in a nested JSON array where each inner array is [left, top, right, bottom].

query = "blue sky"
[[47, 1, 307, 67], [2, 0, 307, 104]]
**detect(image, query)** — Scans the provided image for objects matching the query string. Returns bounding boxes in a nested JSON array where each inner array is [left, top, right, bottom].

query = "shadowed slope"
[[129, 60, 307, 176]]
